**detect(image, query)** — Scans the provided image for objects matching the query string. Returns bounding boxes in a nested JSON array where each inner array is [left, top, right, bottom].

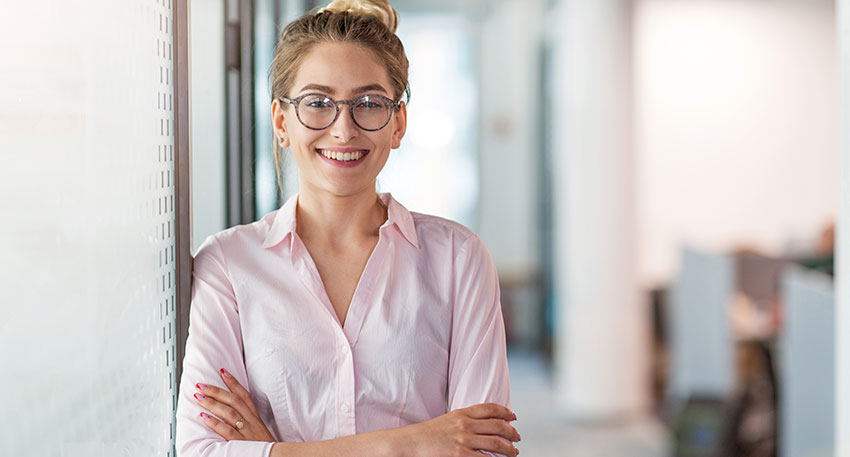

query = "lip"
[[315, 147, 369, 168]]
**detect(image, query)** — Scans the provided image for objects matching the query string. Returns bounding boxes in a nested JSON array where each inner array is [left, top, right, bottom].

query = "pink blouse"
[[175, 193, 511, 457]]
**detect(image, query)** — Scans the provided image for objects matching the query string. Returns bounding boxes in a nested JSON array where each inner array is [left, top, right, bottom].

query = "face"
[[272, 42, 407, 199]]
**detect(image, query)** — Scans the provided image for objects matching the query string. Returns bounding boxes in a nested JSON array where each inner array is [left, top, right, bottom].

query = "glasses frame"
[[279, 93, 403, 132]]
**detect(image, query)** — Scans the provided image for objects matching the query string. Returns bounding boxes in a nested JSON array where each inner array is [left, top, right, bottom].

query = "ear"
[[391, 101, 407, 149], [272, 99, 291, 148]]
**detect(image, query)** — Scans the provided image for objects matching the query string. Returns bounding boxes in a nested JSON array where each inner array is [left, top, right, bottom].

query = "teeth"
[[318, 149, 365, 162]]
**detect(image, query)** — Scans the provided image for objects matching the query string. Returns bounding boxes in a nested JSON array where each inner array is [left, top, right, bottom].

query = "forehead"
[[292, 42, 393, 95]]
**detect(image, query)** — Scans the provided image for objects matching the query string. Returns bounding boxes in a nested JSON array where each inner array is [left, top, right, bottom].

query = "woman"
[[175, 1, 518, 456]]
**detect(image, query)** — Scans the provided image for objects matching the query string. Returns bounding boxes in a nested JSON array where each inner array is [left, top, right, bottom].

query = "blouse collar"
[[261, 192, 419, 250]]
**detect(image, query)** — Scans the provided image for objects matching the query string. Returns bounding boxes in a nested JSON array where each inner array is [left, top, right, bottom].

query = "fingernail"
[[220, 368, 231, 378], [516, 448, 520, 455], [200, 412, 209, 420], [194, 392, 206, 401], [512, 413, 517, 420], [196, 382, 208, 391], [518, 433, 522, 442]]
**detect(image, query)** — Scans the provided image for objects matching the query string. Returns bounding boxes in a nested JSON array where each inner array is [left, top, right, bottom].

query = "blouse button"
[[341, 401, 351, 413], [341, 345, 349, 355], [265, 347, 273, 354]]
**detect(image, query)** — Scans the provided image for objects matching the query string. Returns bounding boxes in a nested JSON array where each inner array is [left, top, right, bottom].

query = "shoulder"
[[410, 211, 491, 262], [411, 211, 476, 243], [194, 211, 278, 262]]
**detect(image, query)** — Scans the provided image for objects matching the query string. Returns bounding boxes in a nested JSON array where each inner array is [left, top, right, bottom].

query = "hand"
[[398, 403, 520, 457], [194, 368, 276, 443]]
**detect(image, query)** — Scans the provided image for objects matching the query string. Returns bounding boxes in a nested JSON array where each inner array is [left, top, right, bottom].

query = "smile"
[[315, 148, 369, 166]]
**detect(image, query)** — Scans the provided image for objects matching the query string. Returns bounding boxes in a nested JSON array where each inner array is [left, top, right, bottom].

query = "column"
[[549, 0, 649, 419]]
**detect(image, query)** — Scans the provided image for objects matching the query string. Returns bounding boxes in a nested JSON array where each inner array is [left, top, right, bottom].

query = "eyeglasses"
[[279, 93, 402, 131]]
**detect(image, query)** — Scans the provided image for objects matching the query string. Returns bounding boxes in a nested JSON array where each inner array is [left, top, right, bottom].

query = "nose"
[[329, 103, 359, 142]]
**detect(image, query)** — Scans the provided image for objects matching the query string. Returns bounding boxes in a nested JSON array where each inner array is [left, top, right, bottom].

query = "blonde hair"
[[269, 0, 410, 197]]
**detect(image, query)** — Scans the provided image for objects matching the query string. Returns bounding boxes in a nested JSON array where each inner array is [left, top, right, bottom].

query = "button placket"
[[336, 333, 357, 435]]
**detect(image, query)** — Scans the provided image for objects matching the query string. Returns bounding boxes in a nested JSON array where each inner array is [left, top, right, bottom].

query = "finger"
[[471, 418, 520, 442], [463, 403, 516, 422], [194, 392, 245, 431], [219, 368, 260, 417], [464, 434, 519, 457], [199, 411, 243, 441], [195, 382, 255, 423]]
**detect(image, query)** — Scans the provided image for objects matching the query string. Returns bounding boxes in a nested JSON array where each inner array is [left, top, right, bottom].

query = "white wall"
[[634, 0, 838, 287], [475, 0, 543, 279], [191, 0, 227, 252]]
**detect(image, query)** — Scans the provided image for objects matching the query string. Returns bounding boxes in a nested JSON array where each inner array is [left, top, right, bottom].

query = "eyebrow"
[[298, 83, 389, 95]]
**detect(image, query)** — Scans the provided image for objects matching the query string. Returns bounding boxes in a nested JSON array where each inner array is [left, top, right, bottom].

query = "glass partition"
[[0, 0, 183, 454]]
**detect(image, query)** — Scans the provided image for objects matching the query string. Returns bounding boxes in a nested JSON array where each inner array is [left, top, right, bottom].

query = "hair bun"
[[318, 0, 399, 33]]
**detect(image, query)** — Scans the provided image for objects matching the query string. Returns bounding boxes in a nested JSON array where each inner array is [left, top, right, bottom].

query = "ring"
[[235, 419, 244, 430]]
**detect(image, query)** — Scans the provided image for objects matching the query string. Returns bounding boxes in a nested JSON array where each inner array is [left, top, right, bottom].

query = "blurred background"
[[2, 0, 849, 455]]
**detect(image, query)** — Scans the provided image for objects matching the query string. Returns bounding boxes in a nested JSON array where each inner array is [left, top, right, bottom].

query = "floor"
[[508, 350, 672, 457]]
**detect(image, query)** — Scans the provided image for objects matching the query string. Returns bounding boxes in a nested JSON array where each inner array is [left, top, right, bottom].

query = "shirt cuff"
[[183, 439, 274, 457], [228, 440, 275, 457]]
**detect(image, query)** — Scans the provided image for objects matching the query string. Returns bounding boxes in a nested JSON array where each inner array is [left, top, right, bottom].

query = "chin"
[[315, 180, 376, 198]]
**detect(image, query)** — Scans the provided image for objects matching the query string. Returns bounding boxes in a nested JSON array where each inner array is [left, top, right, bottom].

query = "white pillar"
[[550, 0, 649, 419], [836, 0, 850, 452]]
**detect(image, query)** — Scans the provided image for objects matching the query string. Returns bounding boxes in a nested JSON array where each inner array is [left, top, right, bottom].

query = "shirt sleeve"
[[447, 234, 512, 457], [175, 236, 275, 457]]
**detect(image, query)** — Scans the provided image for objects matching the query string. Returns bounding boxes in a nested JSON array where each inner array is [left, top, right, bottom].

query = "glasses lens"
[[298, 95, 337, 129], [352, 95, 392, 130]]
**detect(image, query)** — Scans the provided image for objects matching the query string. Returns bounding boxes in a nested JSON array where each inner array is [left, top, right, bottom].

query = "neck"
[[295, 181, 387, 249]]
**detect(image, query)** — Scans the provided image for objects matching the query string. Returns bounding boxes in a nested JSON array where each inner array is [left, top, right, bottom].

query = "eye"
[[356, 96, 388, 109], [302, 95, 334, 109]]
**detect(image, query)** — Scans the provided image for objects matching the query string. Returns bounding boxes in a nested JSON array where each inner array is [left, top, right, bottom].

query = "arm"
[[446, 234, 513, 456], [268, 430, 396, 457], [175, 236, 275, 457], [195, 370, 517, 457], [267, 404, 517, 457]]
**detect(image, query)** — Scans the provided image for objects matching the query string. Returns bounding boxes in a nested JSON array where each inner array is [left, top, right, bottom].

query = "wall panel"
[[0, 0, 182, 454]]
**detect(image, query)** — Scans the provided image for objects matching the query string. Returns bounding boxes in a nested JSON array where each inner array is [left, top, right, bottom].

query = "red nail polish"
[[196, 382, 207, 391], [194, 393, 206, 401], [200, 412, 208, 419], [512, 413, 517, 421], [221, 368, 231, 378]]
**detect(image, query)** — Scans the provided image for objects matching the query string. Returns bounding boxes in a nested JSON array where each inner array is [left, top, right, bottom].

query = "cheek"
[[291, 144, 319, 169], [286, 141, 321, 173], [287, 127, 320, 155]]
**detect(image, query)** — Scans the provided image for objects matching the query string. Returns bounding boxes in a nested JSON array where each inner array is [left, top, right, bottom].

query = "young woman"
[[175, 1, 518, 456]]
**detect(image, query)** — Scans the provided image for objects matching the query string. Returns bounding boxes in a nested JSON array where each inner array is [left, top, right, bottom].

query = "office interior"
[[2, 0, 849, 455]]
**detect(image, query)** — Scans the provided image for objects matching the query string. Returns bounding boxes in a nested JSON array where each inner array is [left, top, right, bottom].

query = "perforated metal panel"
[[0, 0, 180, 455]]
